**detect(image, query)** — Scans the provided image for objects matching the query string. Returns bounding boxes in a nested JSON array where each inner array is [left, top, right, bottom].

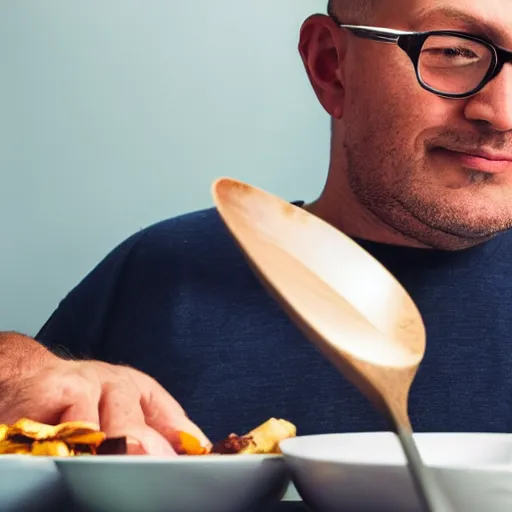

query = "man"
[[3, 0, 512, 454]]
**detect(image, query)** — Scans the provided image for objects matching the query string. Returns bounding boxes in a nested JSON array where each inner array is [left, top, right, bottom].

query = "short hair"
[[327, 0, 374, 22]]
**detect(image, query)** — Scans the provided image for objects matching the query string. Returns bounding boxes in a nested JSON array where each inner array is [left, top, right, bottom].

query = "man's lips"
[[432, 147, 512, 174]]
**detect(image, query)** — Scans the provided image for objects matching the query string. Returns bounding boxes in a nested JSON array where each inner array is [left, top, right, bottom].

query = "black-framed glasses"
[[328, 11, 512, 99]]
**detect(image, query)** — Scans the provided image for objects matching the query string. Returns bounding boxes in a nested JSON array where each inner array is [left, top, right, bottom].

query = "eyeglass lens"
[[418, 35, 494, 94]]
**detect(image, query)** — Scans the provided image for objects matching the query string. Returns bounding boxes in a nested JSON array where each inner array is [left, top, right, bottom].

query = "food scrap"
[[180, 418, 297, 456], [0, 417, 296, 457], [178, 431, 209, 455], [0, 418, 125, 457]]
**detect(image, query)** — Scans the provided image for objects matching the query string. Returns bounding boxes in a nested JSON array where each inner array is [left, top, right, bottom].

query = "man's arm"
[[0, 330, 210, 454], [0, 227, 209, 454], [0, 331, 57, 386]]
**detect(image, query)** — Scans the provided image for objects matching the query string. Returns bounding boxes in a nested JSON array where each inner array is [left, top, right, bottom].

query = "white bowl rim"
[[279, 432, 512, 473], [51, 453, 284, 464]]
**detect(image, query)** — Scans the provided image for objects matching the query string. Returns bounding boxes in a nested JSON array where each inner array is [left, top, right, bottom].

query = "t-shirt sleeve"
[[35, 231, 144, 359]]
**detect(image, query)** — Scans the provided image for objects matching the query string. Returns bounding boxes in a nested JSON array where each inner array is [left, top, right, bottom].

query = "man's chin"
[[406, 200, 512, 240], [392, 186, 512, 244]]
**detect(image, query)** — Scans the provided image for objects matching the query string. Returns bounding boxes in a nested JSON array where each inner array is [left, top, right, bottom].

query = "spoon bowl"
[[212, 177, 456, 512]]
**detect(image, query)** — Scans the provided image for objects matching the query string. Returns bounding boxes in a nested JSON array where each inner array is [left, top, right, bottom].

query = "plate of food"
[[0, 417, 297, 512]]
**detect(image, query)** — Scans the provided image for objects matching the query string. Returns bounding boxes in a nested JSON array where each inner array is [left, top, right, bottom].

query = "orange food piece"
[[178, 431, 209, 455]]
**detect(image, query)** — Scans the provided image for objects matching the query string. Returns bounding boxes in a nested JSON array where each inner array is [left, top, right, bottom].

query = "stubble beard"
[[343, 139, 512, 250]]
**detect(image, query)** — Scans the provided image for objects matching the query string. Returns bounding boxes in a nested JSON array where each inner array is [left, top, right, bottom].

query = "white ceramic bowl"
[[54, 454, 290, 512], [280, 432, 512, 512], [0, 455, 64, 511]]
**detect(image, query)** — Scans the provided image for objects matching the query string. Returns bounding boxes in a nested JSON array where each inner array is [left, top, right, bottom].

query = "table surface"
[[41, 491, 312, 512], [60, 504, 312, 512]]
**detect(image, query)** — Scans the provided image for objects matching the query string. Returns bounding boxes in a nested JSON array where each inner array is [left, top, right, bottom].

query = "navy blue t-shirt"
[[36, 206, 512, 442]]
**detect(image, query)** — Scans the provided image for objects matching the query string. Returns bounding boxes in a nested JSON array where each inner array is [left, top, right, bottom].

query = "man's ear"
[[298, 14, 346, 119]]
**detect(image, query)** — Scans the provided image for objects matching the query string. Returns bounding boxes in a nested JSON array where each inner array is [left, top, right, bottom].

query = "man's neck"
[[304, 177, 429, 248]]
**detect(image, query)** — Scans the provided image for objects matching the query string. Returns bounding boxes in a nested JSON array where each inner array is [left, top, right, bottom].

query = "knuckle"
[[54, 363, 99, 403]]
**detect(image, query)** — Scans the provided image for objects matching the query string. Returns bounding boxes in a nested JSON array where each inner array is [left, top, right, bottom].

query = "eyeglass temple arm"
[[339, 24, 404, 44], [326, 3, 402, 43]]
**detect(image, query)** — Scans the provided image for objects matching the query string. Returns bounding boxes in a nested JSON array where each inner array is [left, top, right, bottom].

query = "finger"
[[124, 426, 179, 457], [59, 401, 101, 428], [54, 367, 102, 426], [99, 382, 176, 456], [139, 377, 211, 450]]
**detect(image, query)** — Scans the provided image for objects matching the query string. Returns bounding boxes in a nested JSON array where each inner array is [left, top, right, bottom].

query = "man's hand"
[[0, 333, 210, 455]]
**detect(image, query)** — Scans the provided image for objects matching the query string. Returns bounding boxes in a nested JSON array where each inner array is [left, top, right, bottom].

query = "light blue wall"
[[0, 0, 329, 335]]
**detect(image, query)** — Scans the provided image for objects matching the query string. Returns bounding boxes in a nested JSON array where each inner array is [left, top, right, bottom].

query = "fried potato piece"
[[54, 421, 100, 437], [0, 440, 31, 455], [238, 418, 296, 454], [55, 422, 105, 447], [213, 418, 296, 455], [63, 432, 106, 446], [0, 418, 112, 457], [0, 425, 7, 442], [7, 419, 58, 441], [31, 441, 71, 457], [180, 417, 297, 456]]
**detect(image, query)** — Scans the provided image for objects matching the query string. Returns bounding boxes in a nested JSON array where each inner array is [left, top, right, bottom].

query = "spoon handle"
[[396, 424, 457, 512]]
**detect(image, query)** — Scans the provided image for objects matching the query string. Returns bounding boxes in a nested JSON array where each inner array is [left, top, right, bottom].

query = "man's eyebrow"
[[409, 6, 504, 41]]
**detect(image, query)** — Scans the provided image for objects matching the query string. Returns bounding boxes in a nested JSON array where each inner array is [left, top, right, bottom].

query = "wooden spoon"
[[211, 177, 456, 512]]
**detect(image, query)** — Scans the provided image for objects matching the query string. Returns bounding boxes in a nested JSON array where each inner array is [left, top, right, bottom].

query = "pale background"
[[0, 0, 329, 335]]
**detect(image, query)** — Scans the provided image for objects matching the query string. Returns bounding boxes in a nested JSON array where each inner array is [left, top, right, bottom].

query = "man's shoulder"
[[35, 206, 244, 351], [141, 206, 228, 244], [52, 205, 238, 308], [132, 206, 238, 264], [97, 205, 251, 298]]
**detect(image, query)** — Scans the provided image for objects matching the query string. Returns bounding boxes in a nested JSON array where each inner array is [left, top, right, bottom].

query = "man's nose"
[[464, 64, 512, 132]]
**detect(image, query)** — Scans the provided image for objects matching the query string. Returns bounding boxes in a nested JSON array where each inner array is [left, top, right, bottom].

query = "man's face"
[[303, 0, 512, 247]]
